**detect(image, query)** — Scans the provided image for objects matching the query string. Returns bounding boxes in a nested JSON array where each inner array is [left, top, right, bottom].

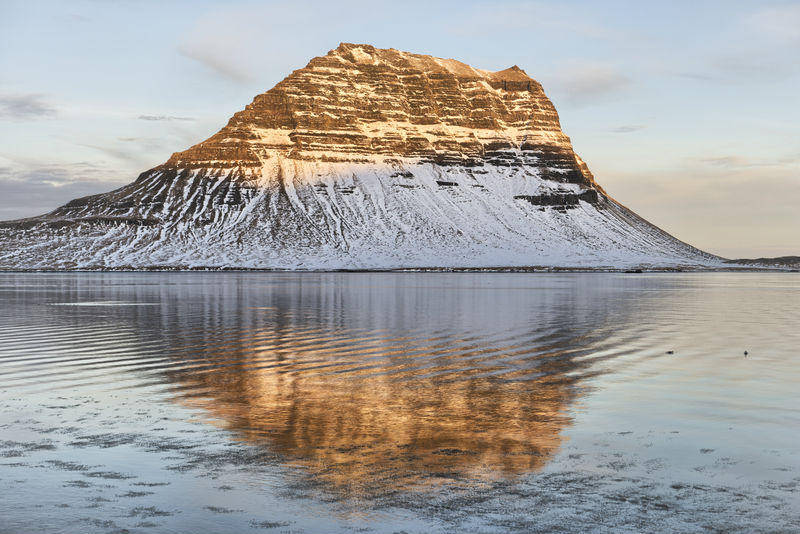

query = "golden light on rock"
[[174, 326, 577, 496]]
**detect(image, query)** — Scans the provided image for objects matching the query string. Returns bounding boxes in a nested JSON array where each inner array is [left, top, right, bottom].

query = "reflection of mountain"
[[179, 344, 573, 494], [124, 273, 636, 495]]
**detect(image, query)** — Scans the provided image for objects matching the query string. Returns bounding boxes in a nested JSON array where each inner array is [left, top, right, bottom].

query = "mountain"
[[725, 256, 799, 269], [0, 43, 719, 270]]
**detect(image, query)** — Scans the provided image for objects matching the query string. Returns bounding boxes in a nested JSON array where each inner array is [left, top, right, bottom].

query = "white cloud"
[[0, 94, 57, 120]]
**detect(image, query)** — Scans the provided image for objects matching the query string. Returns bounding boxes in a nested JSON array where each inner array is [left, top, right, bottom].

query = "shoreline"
[[0, 266, 796, 273]]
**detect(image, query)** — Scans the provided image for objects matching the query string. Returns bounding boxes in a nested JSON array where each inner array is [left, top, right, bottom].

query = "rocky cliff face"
[[169, 43, 595, 181], [0, 43, 717, 269]]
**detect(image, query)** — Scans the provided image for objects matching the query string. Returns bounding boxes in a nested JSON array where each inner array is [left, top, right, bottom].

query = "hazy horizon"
[[1, 0, 798, 258]]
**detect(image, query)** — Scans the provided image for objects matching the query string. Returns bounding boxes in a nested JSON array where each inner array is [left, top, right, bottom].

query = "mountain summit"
[[0, 44, 717, 269]]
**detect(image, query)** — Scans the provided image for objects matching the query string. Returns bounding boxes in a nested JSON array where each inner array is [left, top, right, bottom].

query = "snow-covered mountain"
[[0, 43, 719, 270]]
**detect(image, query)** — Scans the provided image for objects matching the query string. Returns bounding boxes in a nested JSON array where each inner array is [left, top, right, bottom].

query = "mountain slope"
[[0, 43, 719, 270]]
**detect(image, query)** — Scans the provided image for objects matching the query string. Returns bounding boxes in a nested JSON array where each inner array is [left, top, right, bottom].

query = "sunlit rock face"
[[0, 44, 718, 269], [169, 42, 595, 183]]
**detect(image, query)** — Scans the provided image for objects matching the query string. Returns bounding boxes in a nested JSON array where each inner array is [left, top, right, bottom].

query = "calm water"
[[0, 272, 798, 533]]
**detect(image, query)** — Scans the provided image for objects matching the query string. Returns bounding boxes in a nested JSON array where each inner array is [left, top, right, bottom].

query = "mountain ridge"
[[0, 43, 720, 270]]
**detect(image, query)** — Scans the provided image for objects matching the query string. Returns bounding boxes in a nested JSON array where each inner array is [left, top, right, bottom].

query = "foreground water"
[[0, 272, 798, 533]]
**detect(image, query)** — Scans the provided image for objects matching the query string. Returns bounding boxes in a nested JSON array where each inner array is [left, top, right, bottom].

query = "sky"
[[1, 0, 798, 258]]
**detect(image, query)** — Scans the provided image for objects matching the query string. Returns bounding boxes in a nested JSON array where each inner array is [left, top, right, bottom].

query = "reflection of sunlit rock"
[[175, 330, 575, 495], [139, 273, 631, 497]]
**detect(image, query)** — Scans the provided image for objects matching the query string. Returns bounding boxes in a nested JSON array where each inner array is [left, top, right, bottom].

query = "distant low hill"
[[725, 256, 800, 268]]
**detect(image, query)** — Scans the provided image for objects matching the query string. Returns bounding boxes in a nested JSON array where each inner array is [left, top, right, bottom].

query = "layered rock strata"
[[0, 43, 717, 269]]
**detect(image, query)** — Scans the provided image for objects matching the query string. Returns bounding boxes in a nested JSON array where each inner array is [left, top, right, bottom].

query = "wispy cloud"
[[449, 1, 616, 40], [75, 143, 141, 163], [173, 1, 336, 84], [676, 5, 800, 84], [696, 154, 799, 170], [138, 114, 195, 121], [549, 62, 631, 105], [748, 4, 800, 45], [0, 94, 57, 120], [712, 52, 798, 81], [177, 41, 253, 83], [602, 158, 800, 258], [610, 125, 646, 134], [0, 185, 123, 221], [674, 72, 717, 81], [699, 156, 752, 168], [0, 160, 129, 220], [676, 54, 799, 84], [175, 1, 626, 85], [0, 161, 122, 187]]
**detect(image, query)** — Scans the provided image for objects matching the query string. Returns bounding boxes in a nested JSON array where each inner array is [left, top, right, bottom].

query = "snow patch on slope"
[[0, 160, 719, 270]]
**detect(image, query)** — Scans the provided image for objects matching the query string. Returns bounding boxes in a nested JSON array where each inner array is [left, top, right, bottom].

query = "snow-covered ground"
[[0, 160, 720, 270]]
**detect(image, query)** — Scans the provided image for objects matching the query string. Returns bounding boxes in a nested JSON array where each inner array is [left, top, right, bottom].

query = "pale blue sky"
[[1, 0, 798, 257]]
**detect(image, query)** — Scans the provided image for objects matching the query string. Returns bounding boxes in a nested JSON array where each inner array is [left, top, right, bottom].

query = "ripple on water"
[[0, 272, 798, 533]]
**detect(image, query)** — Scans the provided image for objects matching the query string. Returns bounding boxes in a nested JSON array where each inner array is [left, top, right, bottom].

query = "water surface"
[[0, 272, 798, 533]]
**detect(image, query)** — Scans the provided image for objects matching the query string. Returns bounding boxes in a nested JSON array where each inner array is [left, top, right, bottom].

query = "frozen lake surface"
[[0, 272, 798, 533]]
